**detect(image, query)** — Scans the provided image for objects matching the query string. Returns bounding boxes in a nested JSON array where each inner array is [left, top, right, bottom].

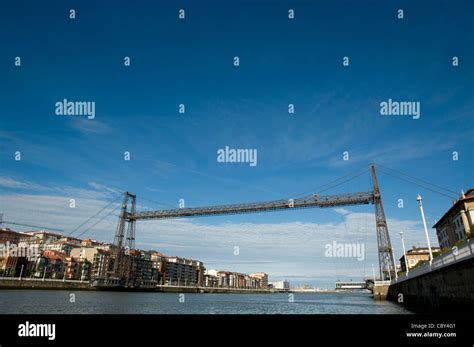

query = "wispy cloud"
[[0, 177, 45, 190], [327, 135, 455, 168], [69, 119, 113, 135], [0, 176, 118, 200], [146, 158, 283, 197], [89, 181, 120, 195]]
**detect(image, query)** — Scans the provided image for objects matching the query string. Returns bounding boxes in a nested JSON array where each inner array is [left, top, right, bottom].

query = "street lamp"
[[400, 231, 409, 275], [417, 194, 433, 265]]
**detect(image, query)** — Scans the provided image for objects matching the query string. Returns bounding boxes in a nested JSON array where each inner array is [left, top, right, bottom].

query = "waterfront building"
[[149, 252, 165, 283], [216, 270, 230, 287], [205, 269, 218, 277], [0, 228, 21, 244], [30, 256, 47, 278], [269, 280, 290, 290], [249, 272, 268, 288], [204, 272, 219, 287], [399, 246, 441, 272], [64, 256, 91, 280], [0, 227, 266, 288], [23, 230, 63, 250], [215, 271, 248, 288], [57, 236, 82, 245], [121, 249, 157, 286], [433, 189, 474, 249], [245, 275, 259, 288], [90, 249, 113, 280], [44, 241, 75, 255], [81, 239, 93, 246], [81, 239, 103, 247], [229, 272, 247, 288], [70, 246, 100, 262], [64, 257, 79, 280], [0, 256, 28, 276], [95, 243, 114, 252], [42, 250, 67, 279], [162, 256, 205, 286], [17, 234, 41, 258], [204, 269, 268, 289]]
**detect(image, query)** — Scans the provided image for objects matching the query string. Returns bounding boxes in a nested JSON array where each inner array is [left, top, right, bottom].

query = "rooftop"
[[23, 230, 65, 238]]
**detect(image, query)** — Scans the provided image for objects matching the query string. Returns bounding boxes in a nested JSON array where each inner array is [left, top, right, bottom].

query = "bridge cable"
[[78, 211, 120, 239], [1, 221, 64, 233], [66, 193, 123, 237], [139, 196, 177, 210], [376, 163, 459, 196], [376, 168, 458, 200], [73, 204, 123, 240], [291, 165, 369, 198], [316, 168, 370, 194]]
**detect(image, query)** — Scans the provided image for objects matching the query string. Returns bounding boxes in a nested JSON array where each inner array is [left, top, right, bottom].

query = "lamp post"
[[400, 231, 409, 275], [417, 194, 433, 264]]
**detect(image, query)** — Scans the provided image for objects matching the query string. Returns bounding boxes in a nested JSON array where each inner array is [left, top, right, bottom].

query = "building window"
[[456, 228, 465, 241]]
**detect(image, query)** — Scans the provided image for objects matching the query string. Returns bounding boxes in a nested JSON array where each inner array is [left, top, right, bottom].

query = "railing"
[[0, 276, 89, 283], [393, 238, 474, 284], [335, 281, 367, 289], [155, 284, 270, 291]]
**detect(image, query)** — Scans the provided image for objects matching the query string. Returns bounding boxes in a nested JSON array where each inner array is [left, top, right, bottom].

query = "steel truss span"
[[132, 191, 374, 220]]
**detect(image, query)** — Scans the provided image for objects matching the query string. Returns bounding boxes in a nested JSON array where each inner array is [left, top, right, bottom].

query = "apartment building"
[[433, 189, 474, 249], [162, 256, 205, 286], [399, 246, 441, 272]]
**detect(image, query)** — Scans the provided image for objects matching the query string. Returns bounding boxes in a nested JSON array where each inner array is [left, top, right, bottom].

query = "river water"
[[0, 290, 413, 314]]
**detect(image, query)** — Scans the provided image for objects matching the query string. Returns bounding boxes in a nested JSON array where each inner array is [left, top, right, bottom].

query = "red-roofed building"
[[43, 249, 67, 261]]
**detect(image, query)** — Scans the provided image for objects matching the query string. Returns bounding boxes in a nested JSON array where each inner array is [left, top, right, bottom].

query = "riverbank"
[[0, 278, 93, 290], [0, 278, 279, 294]]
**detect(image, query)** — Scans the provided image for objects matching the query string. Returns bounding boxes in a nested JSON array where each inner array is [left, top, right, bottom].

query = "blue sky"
[[1, 0, 473, 287]]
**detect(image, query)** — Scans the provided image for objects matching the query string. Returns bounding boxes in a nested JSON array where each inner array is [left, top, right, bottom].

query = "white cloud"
[[334, 207, 350, 215]]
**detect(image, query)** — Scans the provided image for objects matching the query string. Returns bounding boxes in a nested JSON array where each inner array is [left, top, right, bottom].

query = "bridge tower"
[[112, 191, 137, 279], [370, 162, 395, 280]]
